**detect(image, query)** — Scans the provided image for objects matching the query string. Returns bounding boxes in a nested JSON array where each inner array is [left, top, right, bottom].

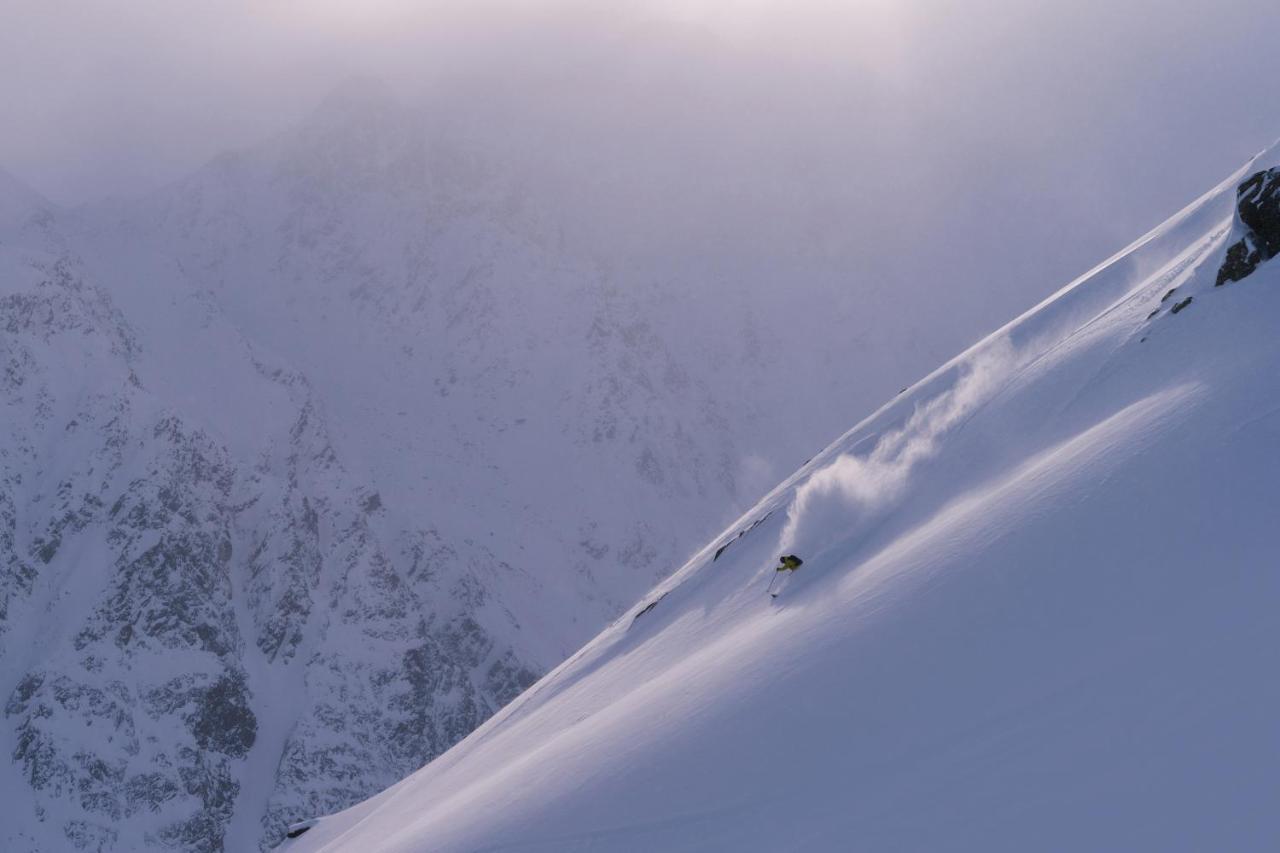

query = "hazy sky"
[[5, 1, 1278, 202], [5, 0, 1280, 328]]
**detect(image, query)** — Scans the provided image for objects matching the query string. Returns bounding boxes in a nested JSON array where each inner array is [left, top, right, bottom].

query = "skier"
[[768, 554, 804, 597], [777, 554, 803, 573]]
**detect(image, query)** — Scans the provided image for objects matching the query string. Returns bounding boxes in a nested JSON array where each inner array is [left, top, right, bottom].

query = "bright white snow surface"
[[284, 150, 1280, 852]]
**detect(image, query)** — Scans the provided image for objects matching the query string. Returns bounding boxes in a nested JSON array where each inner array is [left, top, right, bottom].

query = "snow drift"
[[280, 144, 1280, 852]]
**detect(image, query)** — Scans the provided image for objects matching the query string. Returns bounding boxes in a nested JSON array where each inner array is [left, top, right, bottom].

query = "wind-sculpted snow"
[[282, 143, 1280, 853]]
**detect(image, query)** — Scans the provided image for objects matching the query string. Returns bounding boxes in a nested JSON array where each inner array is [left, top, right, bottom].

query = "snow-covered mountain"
[[0, 89, 744, 851], [280, 144, 1280, 851], [0, 82, 957, 851]]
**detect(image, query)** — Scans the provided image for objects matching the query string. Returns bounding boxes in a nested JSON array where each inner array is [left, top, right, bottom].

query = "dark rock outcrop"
[[1217, 168, 1280, 286]]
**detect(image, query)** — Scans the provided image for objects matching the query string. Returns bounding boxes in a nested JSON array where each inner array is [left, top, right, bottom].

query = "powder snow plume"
[[779, 338, 1021, 559]]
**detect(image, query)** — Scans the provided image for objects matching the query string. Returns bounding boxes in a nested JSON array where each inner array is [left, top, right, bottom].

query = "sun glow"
[[647, 0, 910, 71]]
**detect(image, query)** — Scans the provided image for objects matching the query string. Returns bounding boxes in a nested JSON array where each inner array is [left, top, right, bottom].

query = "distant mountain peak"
[[298, 75, 405, 136], [317, 75, 398, 113], [260, 76, 427, 191]]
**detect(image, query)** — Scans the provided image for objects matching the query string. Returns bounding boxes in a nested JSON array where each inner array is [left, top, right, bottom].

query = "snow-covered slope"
[[282, 146, 1280, 852]]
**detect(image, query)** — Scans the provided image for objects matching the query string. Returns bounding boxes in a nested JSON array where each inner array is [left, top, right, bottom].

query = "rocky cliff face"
[[0, 248, 548, 850]]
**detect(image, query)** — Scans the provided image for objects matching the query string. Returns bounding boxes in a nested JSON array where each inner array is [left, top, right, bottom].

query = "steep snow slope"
[[283, 147, 1280, 852]]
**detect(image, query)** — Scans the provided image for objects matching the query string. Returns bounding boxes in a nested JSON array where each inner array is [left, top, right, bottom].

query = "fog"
[[5, 0, 1280, 391]]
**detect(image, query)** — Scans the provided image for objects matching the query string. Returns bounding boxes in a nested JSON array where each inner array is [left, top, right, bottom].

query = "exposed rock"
[[1216, 168, 1280, 285]]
